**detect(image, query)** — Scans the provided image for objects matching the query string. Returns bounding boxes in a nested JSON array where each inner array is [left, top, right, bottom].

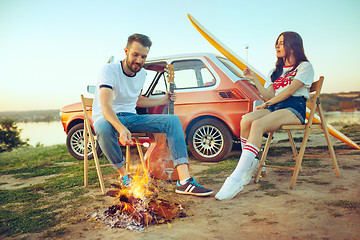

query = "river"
[[17, 121, 66, 146], [17, 111, 360, 146]]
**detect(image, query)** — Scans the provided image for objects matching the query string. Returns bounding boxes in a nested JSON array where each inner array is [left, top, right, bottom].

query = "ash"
[[90, 181, 185, 231], [93, 208, 145, 232]]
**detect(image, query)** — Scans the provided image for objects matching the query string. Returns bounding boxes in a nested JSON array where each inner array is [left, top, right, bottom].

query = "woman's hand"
[[255, 101, 271, 110], [243, 67, 256, 80]]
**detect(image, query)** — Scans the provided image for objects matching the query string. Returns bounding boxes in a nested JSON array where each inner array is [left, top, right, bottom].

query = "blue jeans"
[[94, 113, 189, 169], [266, 96, 307, 124]]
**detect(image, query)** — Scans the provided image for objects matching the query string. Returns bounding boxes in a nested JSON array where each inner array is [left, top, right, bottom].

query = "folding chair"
[[81, 94, 147, 194], [254, 76, 340, 189]]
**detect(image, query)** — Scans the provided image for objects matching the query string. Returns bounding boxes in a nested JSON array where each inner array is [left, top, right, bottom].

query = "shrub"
[[0, 118, 28, 152]]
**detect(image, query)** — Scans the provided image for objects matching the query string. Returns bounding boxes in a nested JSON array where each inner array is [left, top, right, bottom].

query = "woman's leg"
[[247, 109, 302, 149], [216, 109, 301, 200], [232, 109, 302, 179], [240, 109, 271, 142]]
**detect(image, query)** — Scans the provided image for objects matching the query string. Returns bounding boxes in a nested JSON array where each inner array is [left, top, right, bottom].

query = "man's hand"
[[167, 91, 177, 102], [162, 91, 177, 104], [118, 126, 134, 146]]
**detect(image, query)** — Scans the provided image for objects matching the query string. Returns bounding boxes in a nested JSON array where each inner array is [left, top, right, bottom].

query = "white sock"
[[240, 136, 247, 150], [230, 143, 259, 182], [180, 177, 190, 185]]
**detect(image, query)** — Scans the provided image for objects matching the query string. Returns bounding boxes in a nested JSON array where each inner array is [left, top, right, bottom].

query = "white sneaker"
[[215, 177, 244, 200], [242, 158, 259, 186]]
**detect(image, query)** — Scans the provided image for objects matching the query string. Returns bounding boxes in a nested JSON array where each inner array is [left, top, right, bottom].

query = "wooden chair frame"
[[81, 94, 147, 194], [254, 76, 340, 188]]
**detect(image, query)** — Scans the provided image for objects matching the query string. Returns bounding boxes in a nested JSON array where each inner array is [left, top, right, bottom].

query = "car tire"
[[187, 118, 233, 162], [66, 123, 101, 160]]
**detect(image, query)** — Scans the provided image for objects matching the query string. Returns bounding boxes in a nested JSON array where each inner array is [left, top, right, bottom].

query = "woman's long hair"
[[270, 31, 309, 82]]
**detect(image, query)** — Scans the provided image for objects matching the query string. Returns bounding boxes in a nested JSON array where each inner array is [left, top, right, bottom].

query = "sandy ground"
[[2, 131, 360, 240]]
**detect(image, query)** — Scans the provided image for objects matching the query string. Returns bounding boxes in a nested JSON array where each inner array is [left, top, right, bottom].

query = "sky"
[[0, 0, 360, 112]]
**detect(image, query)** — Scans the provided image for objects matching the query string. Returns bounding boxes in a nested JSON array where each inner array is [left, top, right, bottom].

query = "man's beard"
[[126, 58, 142, 74]]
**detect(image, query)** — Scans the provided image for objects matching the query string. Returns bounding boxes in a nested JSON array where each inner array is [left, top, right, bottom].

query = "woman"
[[215, 31, 314, 200]]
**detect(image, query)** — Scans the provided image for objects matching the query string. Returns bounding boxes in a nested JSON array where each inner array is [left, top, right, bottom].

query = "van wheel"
[[187, 118, 233, 162], [66, 123, 101, 160]]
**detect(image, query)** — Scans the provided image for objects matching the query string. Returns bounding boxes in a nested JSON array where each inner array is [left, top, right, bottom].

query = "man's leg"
[[125, 114, 189, 174], [94, 117, 130, 185], [124, 113, 213, 196]]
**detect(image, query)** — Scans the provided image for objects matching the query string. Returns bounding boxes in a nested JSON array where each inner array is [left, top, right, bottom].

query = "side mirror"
[[87, 85, 96, 94], [86, 57, 114, 94]]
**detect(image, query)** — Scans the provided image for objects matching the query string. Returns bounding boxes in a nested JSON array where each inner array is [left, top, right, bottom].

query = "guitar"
[[145, 64, 179, 181], [167, 64, 175, 115]]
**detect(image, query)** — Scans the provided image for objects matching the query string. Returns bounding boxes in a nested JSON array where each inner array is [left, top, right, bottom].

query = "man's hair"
[[127, 34, 152, 48]]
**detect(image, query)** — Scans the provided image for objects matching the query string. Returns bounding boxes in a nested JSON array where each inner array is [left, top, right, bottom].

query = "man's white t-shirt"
[[92, 61, 146, 124], [264, 61, 314, 99]]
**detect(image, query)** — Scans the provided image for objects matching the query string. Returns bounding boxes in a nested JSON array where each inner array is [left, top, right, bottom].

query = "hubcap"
[[70, 129, 93, 157], [193, 125, 224, 158]]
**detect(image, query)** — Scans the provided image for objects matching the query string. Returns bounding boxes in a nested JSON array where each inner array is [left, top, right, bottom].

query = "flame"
[[103, 163, 184, 229], [122, 202, 130, 211], [117, 164, 155, 199]]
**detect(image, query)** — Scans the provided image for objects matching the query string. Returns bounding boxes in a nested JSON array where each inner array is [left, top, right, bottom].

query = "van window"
[[217, 57, 245, 79], [171, 60, 215, 89]]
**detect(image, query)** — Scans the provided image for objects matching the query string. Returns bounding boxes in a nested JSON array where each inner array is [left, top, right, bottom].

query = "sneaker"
[[121, 174, 132, 187], [242, 158, 259, 186], [215, 177, 243, 200], [175, 177, 213, 196]]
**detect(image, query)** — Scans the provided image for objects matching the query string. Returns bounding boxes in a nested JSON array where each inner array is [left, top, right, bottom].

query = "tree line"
[[0, 109, 61, 123]]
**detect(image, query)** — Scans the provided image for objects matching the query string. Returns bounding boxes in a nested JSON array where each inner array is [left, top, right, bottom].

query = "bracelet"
[[264, 101, 271, 107]]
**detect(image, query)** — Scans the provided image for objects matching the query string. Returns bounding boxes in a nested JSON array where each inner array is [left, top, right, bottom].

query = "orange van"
[[60, 53, 263, 162]]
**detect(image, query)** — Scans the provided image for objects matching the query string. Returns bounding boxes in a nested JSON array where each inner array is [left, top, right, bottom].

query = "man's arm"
[[99, 87, 133, 145], [136, 92, 175, 108]]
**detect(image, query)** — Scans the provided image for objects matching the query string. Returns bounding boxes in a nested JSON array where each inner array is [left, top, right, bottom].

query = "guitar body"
[[145, 133, 179, 180], [144, 64, 181, 181]]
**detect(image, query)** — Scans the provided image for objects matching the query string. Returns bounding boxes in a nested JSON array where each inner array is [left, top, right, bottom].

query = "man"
[[92, 33, 213, 196]]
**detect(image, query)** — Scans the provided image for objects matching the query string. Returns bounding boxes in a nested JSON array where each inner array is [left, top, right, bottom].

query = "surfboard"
[[187, 14, 360, 150]]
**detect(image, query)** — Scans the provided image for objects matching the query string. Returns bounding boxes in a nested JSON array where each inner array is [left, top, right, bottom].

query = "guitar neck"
[[168, 82, 175, 115]]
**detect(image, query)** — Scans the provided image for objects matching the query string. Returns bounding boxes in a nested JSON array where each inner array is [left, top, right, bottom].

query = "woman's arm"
[[244, 67, 275, 101], [255, 79, 305, 110]]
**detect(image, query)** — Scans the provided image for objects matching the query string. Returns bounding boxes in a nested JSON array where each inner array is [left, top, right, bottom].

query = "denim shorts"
[[266, 96, 307, 124]]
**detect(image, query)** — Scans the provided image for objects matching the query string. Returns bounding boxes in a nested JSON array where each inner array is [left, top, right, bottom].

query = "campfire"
[[92, 167, 186, 231]]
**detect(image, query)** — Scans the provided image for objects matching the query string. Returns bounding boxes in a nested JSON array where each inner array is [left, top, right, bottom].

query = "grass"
[[327, 200, 360, 210], [197, 156, 238, 176], [340, 124, 360, 137], [278, 137, 306, 143], [0, 144, 113, 238]]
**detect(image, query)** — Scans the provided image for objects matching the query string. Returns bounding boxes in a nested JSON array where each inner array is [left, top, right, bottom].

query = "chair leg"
[[318, 105, 340, 177], [324, 129, 340, 177], [84, 122, 89, 187], [85, 122, 106, 194], [134, 136, 147, 173], [255, 132, 273, 183], [126, 145, 131, 172], [287, 130, 302, 173], [289, 126, 312, 189]]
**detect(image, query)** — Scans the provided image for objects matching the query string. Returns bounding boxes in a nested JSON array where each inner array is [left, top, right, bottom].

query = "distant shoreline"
[[0, 109, 61, 123]]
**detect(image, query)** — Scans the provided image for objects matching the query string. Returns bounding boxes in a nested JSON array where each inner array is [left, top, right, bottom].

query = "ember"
[[92, 168, 186, 231]]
